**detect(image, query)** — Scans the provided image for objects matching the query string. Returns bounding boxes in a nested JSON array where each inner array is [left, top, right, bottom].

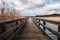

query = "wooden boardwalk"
[[14, 18, 48, 40]]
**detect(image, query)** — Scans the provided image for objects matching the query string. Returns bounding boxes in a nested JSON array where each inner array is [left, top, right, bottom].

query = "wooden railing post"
[[36, 19, 39, 26], [36, 19, 38, 26], [38, 20, 40, 28], [57, 24, 60, 40], [36, 19, 40, 28], [20, 19, 22, 24], [1, 24, 7, 40], [16, 21, 18, 25], [1, 24, 6, 34], [43, 21, 46, 35], [14, 21, 18, 33]]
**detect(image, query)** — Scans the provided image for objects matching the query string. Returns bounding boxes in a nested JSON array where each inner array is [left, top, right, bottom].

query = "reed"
[[0, 9, 26, 33]]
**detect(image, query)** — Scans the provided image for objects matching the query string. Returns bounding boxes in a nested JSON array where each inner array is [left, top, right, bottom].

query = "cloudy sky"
[[0, 0, 60, 16]]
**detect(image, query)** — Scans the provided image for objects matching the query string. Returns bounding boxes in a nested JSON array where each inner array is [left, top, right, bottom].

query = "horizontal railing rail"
[[0, 17, 28, 40], [34, 17, 60, 24], [33, 17, 60, 40], [0, 18, 27, 24]]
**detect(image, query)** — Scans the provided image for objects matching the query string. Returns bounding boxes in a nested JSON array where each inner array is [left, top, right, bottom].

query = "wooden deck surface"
[[13, 18, 48, 40]]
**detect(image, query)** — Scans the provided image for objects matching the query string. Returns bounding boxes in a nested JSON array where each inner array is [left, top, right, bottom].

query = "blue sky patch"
[[11, 2, 17, 8], [47, 0, 51, 4]]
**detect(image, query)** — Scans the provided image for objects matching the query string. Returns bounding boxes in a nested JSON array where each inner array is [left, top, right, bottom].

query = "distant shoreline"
[[35, 14, 60, 17]]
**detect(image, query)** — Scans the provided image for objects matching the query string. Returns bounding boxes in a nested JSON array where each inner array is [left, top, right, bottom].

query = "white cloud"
[[25, 0, 47, 8], [21, 2, 60, 16], [21, 9, 35, 16], [51, 0, 60, 3], [2, 0, 60, 16], [31, 0, 47, 5], [4, 0, 47, 11]]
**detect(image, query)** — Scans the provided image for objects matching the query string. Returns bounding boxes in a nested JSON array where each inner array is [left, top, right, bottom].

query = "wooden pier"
[[0, 0, 60, 40], [0, 17, 60, 40], [17, 18, 48, 40]]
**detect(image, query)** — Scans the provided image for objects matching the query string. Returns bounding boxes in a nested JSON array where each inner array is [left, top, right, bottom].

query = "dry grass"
[[0, 11, 27, 34], [0, 13, 23, 21], [45, 16, 60, 22]]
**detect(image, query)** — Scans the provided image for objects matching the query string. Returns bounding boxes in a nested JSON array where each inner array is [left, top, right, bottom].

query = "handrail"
[[33, 17, 60, 40], [34, 17, 60, 24], [0, 18, 27, 25], [0, 17, 28, 40]]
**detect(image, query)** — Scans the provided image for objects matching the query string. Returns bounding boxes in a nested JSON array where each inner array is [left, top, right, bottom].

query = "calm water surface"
[[40, 20, 58, 40]]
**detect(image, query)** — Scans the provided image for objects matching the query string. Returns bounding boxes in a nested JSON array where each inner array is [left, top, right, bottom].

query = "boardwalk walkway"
[[14, 18, 48, 40]]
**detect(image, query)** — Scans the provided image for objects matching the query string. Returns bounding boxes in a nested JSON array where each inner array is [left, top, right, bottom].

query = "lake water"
[[35, 17, 60, 40], [40, 21, 58, 40]]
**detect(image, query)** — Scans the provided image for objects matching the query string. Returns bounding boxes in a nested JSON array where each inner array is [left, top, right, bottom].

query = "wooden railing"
[[33, 17, 60, 40], [0, 17, 28, 40]]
